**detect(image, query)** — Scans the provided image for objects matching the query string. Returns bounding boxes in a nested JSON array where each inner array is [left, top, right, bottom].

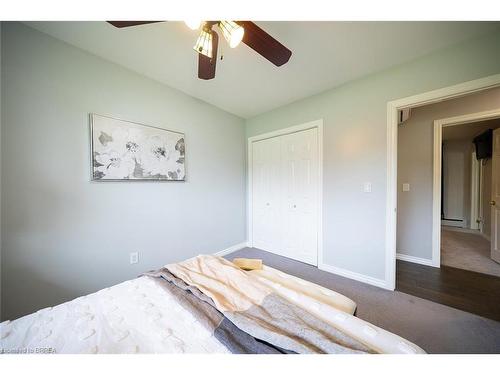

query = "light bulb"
[[219, 21, 244, 48], [184, 20, 202, 30]]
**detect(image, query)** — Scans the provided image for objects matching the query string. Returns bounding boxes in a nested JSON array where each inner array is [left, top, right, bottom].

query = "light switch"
[[363, 182, 372, 193], [402, 183, 410, 192], [130, 252, 139, 264]]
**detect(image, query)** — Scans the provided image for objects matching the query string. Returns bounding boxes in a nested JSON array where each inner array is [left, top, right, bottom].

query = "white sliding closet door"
[[252, 136, 283, 254], [251, 127, 319, 265]]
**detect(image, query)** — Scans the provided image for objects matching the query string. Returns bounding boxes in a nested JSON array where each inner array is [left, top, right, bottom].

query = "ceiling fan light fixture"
[[184, 20, 202, 30], [193, 29, 213, 58], [219, 21, 244, 48]]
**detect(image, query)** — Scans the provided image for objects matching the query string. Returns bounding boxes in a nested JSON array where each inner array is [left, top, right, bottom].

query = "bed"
[[0, 255, 425, 354]]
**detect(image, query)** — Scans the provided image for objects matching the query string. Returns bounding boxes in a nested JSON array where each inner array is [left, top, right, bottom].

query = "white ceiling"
[[443, 118, 500, 141], [25, 21, 500, 118]]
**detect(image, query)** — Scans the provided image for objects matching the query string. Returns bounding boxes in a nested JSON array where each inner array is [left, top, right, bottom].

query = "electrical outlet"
[[130, 252, 139, 264], [402, 183, 410, 192]]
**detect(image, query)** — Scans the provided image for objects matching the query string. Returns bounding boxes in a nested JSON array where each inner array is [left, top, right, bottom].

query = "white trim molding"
[[396, 253, 435, 267], [319, 262, 389, 290], [386, 73, 500, 290], [213, 242, 249, 257], [247, 119, 324, 266], [470, 151, 480, 231]]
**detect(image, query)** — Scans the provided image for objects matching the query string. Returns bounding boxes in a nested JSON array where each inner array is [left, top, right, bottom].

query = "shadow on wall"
[[2, 265, 82, 320]]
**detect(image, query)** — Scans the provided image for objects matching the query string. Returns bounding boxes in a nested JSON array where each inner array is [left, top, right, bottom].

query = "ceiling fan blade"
[[236, 21, 292, 67], [198, 31, 218, 80], [107, 21, 164, 28]]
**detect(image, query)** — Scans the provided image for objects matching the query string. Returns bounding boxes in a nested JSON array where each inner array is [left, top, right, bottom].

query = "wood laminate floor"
[[396, 260, 500, 322]]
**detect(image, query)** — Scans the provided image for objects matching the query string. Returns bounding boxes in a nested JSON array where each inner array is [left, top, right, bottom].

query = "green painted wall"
[[246, 29, 500, 281], [1, 22, 246, 320]]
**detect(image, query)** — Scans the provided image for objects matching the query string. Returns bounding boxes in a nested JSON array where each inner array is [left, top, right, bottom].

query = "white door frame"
[[386, 73, 500, 290], [479, 160, 486, 236], [433, 109, 500, 266], [247, 119, 324, 265], [470, 151, 481, 231]]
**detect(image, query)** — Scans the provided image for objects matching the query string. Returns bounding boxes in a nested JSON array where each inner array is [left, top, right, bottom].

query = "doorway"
[[436, 114, 500, 277], [394, 101, 500, 321], [386, 73, 500, 290]]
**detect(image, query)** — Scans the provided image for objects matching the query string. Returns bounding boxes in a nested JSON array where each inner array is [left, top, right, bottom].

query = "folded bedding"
[[145, 268, 292, 353], [154, 255, 425, 354], [247, 264, 358, 315], [0, 254, 425, 354]]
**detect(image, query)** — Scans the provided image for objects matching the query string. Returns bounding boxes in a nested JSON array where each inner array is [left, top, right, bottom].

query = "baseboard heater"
[[441, 218, 464, 228]]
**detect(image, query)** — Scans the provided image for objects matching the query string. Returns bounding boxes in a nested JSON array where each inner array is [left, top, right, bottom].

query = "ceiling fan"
[[107, 21, 292, 80]]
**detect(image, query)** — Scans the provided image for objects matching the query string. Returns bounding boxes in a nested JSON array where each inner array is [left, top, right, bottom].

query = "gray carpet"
[[227, 248, 500, 354], [441, 228, 500, 277]]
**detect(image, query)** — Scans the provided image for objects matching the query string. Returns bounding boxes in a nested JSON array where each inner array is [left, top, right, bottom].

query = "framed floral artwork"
[[90, 114, 185, 181]]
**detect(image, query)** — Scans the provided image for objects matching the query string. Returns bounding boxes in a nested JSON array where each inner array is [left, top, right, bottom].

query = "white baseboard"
[[318, 262, 389, 290], [442, 226, 480, 234], [396, 253, 436, 267], [213, 242, 248, 257], [441, 219, 464, 228]]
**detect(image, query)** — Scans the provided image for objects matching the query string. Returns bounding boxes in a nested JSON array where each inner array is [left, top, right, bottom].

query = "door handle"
[[490, 200, 496, 206]]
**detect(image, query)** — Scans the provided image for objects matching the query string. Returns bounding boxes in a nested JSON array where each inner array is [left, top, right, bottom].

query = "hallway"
[[441, 227, 500, 277]]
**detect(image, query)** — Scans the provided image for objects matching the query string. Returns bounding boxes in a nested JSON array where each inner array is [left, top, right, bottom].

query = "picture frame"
[[90, 114, 185, 181]]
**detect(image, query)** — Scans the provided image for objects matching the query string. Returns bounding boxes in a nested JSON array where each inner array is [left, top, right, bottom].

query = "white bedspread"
[[1, 262, 425, 354], [0, 276, 229, 354]]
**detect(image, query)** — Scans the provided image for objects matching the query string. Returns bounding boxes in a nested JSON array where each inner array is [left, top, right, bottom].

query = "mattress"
[[0, 259, 425, 354], [0, 276, 229, 354]]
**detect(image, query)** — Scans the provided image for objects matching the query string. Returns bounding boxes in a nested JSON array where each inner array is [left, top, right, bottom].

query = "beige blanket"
[[167, 255, 425, 354]]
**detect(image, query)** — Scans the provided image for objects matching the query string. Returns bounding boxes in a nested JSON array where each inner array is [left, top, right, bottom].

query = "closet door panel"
[[252, 137, 282, 253], [281, 128, 318, 265]]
